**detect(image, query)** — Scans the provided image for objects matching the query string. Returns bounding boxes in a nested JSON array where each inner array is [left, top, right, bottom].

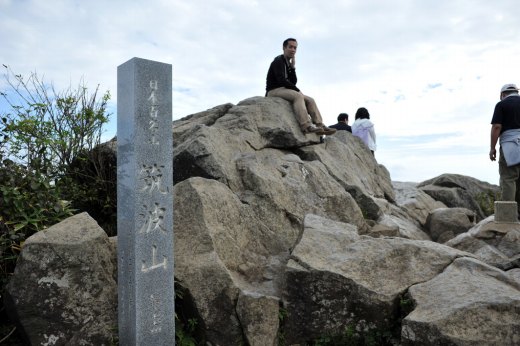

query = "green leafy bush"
[[0, 159, 75, 287]]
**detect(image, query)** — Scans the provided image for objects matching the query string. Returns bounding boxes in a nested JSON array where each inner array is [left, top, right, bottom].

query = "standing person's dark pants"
[[499, 146, 520, 202]]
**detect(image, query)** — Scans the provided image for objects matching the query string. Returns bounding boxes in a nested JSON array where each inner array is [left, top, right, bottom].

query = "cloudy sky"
[[2, 0, 520, 185]]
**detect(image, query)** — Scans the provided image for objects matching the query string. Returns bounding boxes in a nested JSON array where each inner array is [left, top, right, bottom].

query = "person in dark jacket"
[[329, 113, 352, 132], [266, 38, 336, 136]]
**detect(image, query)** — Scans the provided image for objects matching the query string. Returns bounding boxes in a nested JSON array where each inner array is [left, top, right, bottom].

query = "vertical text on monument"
[[117, 57, 174, 345]]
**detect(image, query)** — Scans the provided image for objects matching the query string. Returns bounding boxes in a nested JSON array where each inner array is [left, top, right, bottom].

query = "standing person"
[[352, 107, 376, 155], [329, 113, 352, 132], [489, 83, 520, 208], [266, 38, 336, 136]]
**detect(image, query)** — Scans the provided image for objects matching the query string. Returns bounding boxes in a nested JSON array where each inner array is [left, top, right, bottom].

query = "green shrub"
[[0, 159, 75, 286], [475, 191, 499, 217], [0, 169, 70, 272]]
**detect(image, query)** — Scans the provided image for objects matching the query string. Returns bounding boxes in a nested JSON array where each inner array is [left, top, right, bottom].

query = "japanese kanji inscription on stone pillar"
[[117, 57, 174, 345]]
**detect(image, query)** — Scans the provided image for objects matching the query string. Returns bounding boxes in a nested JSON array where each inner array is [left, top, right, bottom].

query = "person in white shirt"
[[351, 107, 376, 155]]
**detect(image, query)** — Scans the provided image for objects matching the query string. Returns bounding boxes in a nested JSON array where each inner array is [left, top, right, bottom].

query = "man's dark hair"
[[283, 38, 297, 48], [338, 113, 349, 122], [355, 107, 370, 120]]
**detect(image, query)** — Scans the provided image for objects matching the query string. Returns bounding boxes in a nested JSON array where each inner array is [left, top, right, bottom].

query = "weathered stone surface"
[[419, 184, 485, 220], [6, 212, 117, 345], [172, 97, 322, 189], [283, 214, 469, 344], [173, 176, 287, 284], [495, 201, 519, 223], [235, 149, 369, 234], [419, 173, 500, 200], [109, 236, 118, 282], [172, 172, 368, 344], [402, 257, 520, 346], [418, 173, 499, 220], [173, 178, 256, 345], [297, 131, 395, 212], [371, 182, 436, 240], [236, 291, 279, 346], [425, 207, 477, 243], [372, 194, 432, 240], [172, 97, 389, 231], [446, 216, 520, 270], [393, 181, 447, 227], [368, 221, 401, 237], [360, 181, 451, 241]]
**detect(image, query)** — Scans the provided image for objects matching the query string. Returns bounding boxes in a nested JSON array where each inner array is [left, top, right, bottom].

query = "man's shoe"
[[304, 124, 326, 135], [319, 125, 337, 135]]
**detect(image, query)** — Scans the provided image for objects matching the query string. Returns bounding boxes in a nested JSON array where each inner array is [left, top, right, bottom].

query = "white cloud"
[[2, 0, 519, 184]]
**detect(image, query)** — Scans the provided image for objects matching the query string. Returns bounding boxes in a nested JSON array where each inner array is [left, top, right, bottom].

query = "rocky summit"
[[6, 96, 520, 345]]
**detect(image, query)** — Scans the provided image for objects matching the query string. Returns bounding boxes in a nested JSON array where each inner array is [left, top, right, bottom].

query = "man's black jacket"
[[265, 54, 300, 95]]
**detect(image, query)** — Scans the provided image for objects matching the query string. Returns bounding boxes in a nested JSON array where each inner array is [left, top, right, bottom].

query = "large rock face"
[[402, 257, 520, 345], [418, 173, 500, 220], [172, 97, 393, 223], [6, 212, 117, 345], [7, 96, 519, 345], [425, 207, 477, 243], [283, 214, 470, 344], [446, 216, 520, 270], [392, 181, 447, 227]]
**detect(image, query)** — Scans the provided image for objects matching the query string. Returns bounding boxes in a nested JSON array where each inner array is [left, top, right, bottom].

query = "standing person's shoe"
[[318, 125, 337, 135], [304, 124, 326, 135]]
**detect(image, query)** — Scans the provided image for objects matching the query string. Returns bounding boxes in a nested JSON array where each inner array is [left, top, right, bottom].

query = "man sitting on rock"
[[265, 38, 336, 136]]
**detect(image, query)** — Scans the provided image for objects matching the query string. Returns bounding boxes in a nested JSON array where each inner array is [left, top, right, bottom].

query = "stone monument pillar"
[[117, 57, 174, 345], [494, 201, 518, 223]]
